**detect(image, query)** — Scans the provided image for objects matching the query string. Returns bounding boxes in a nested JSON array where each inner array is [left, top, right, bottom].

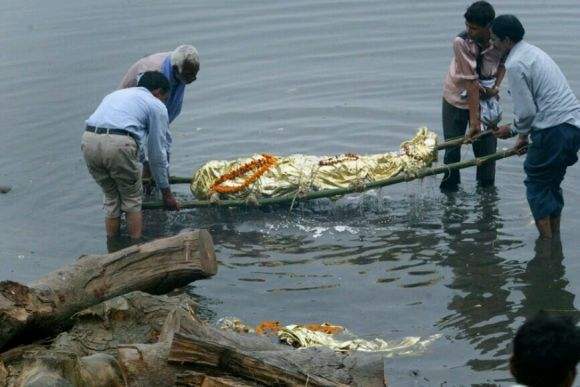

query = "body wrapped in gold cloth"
[[191, 128, 438, 200]]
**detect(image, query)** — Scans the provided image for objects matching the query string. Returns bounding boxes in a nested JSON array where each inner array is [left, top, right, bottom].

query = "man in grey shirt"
[[491, 15, 580, 240]]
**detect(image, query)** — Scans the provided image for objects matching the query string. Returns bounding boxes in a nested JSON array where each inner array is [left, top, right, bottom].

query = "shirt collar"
[[506, 40, 526, 63], [162, 56, 182, 87]]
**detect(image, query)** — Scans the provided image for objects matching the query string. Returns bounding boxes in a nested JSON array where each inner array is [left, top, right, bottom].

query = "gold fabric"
[[278, 324, 441, 355], [216, 317, 441, 355], [191, 127, 438, 200]]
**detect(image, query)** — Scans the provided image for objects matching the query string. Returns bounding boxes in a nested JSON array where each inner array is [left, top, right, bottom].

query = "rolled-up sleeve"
[[508, 62, 536, 134], [452, 37, 478, 81], [147, 105, 171, 189]]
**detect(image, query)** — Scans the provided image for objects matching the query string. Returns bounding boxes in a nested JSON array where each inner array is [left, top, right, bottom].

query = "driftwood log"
[[0, 230, 217, 351], [2, 292, 386, 386]]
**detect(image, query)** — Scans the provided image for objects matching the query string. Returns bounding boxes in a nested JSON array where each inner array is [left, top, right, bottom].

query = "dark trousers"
[[441, 98, 497, 188], [524, 123, 580, 220]]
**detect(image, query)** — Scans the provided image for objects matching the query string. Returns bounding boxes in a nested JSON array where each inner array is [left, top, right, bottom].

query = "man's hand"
[[479, 85, 499, 100], [142, 162, 155, 196], [161, 188, 180, 211], [465, 124, 481, 143], [514, 134, 529, 155], [492, 124, 514, 139]]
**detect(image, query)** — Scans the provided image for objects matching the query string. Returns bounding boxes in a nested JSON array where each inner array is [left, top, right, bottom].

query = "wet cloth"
[[216, 317, 441, 356], [82, 131, 142, 218], [505, 41, 580, 135], [479, 78, 502, 128], [524, 123, 580, 220], [119, 52, 186, 124], [277, 325, 441, 356], [191, 128, 438, 200]]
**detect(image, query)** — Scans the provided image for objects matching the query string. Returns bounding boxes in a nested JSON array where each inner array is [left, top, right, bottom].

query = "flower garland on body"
[[211, 153, 278, 194]]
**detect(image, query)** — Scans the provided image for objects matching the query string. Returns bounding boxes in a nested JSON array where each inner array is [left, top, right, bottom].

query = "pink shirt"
[[119, 52, 170, 88], [443, 35, 504, 110]]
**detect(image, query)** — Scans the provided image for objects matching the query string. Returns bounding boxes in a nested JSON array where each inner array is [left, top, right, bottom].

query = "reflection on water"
[[516, 237, 576, 323], [438, 187, 521, 371]]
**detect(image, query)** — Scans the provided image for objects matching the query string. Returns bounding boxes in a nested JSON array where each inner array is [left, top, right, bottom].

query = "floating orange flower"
[[211, 154, 278, 194], [303, 323, 344, 335], [255, 320, 282, 335]]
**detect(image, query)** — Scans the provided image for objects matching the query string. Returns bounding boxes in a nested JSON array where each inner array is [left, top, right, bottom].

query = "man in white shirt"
[[491, 15, 580, 239]]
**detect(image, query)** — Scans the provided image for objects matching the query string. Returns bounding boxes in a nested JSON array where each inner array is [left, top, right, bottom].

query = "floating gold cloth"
[[216, 317, 440, 355], [278, 324, 441, 356], [191, 127, 438, 200]]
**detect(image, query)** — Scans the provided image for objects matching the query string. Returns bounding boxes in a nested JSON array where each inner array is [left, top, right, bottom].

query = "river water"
[[1, 0, 580, 385]]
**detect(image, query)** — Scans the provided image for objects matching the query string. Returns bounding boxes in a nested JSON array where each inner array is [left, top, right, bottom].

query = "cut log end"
[[195, 230, 218, 276]]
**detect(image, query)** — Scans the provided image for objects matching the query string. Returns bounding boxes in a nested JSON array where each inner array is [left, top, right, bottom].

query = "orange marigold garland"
[[211, 154, 278, 194]]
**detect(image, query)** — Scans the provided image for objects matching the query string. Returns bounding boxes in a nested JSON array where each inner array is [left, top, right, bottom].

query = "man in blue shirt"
[[120, 45, 200, 124], [491, 15, 580, 239], [82, 71, 180, 243], [120, 45, 199, 192]]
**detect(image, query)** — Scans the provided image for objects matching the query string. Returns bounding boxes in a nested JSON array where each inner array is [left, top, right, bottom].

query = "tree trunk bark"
[[0, 230, 217, 351], [168, 332, 386, 386]]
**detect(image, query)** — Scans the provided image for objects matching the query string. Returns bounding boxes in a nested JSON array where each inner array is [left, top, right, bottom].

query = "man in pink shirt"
[[441, 1, 505, 191]]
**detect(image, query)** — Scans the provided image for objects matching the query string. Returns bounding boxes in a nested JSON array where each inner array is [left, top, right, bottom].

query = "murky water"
[[1, 0, 580, 384]]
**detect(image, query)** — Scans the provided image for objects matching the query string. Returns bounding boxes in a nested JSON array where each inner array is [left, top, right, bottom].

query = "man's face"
[[152, 89, 169, 103], [490, 32, 510, 54], [176, 61, 199, 84], [465, 21, 489, 44]]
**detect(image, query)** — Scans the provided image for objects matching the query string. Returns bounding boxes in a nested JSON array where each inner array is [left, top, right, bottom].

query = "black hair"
[[464, 1, 495, 27], [137, 71, 170, 94], [491, 14, 525, 43], [511, 312, 580, 386]]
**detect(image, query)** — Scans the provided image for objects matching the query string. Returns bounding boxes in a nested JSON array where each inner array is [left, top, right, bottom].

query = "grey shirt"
[[505, 40, 580, 135]]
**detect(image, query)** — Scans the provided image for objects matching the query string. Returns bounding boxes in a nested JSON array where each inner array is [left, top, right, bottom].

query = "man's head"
[[490, 14, 525, 55], [170, 45, 200, 85], [511, 312, 580, 387], [464, 1, 495, 44], [137, 71, 170, 102]]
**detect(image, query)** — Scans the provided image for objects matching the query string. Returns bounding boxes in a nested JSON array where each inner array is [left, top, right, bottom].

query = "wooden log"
[[168, 333, 385, 386], [13, 351, 126, 387], [0, 230, 217, 351], [3, 292, 385, 386], [1, 358, 7, 386]]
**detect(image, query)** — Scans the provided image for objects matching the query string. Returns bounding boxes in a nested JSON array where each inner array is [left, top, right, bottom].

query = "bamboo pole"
[[142, 147, 519, 210], [435, 129, 493, 150]]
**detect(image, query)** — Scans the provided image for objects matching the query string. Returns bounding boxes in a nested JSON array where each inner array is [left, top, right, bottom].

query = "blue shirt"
[[161, 56, 185, 124], [505, 41, 580, 135], [86, 87, 171, 189]]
